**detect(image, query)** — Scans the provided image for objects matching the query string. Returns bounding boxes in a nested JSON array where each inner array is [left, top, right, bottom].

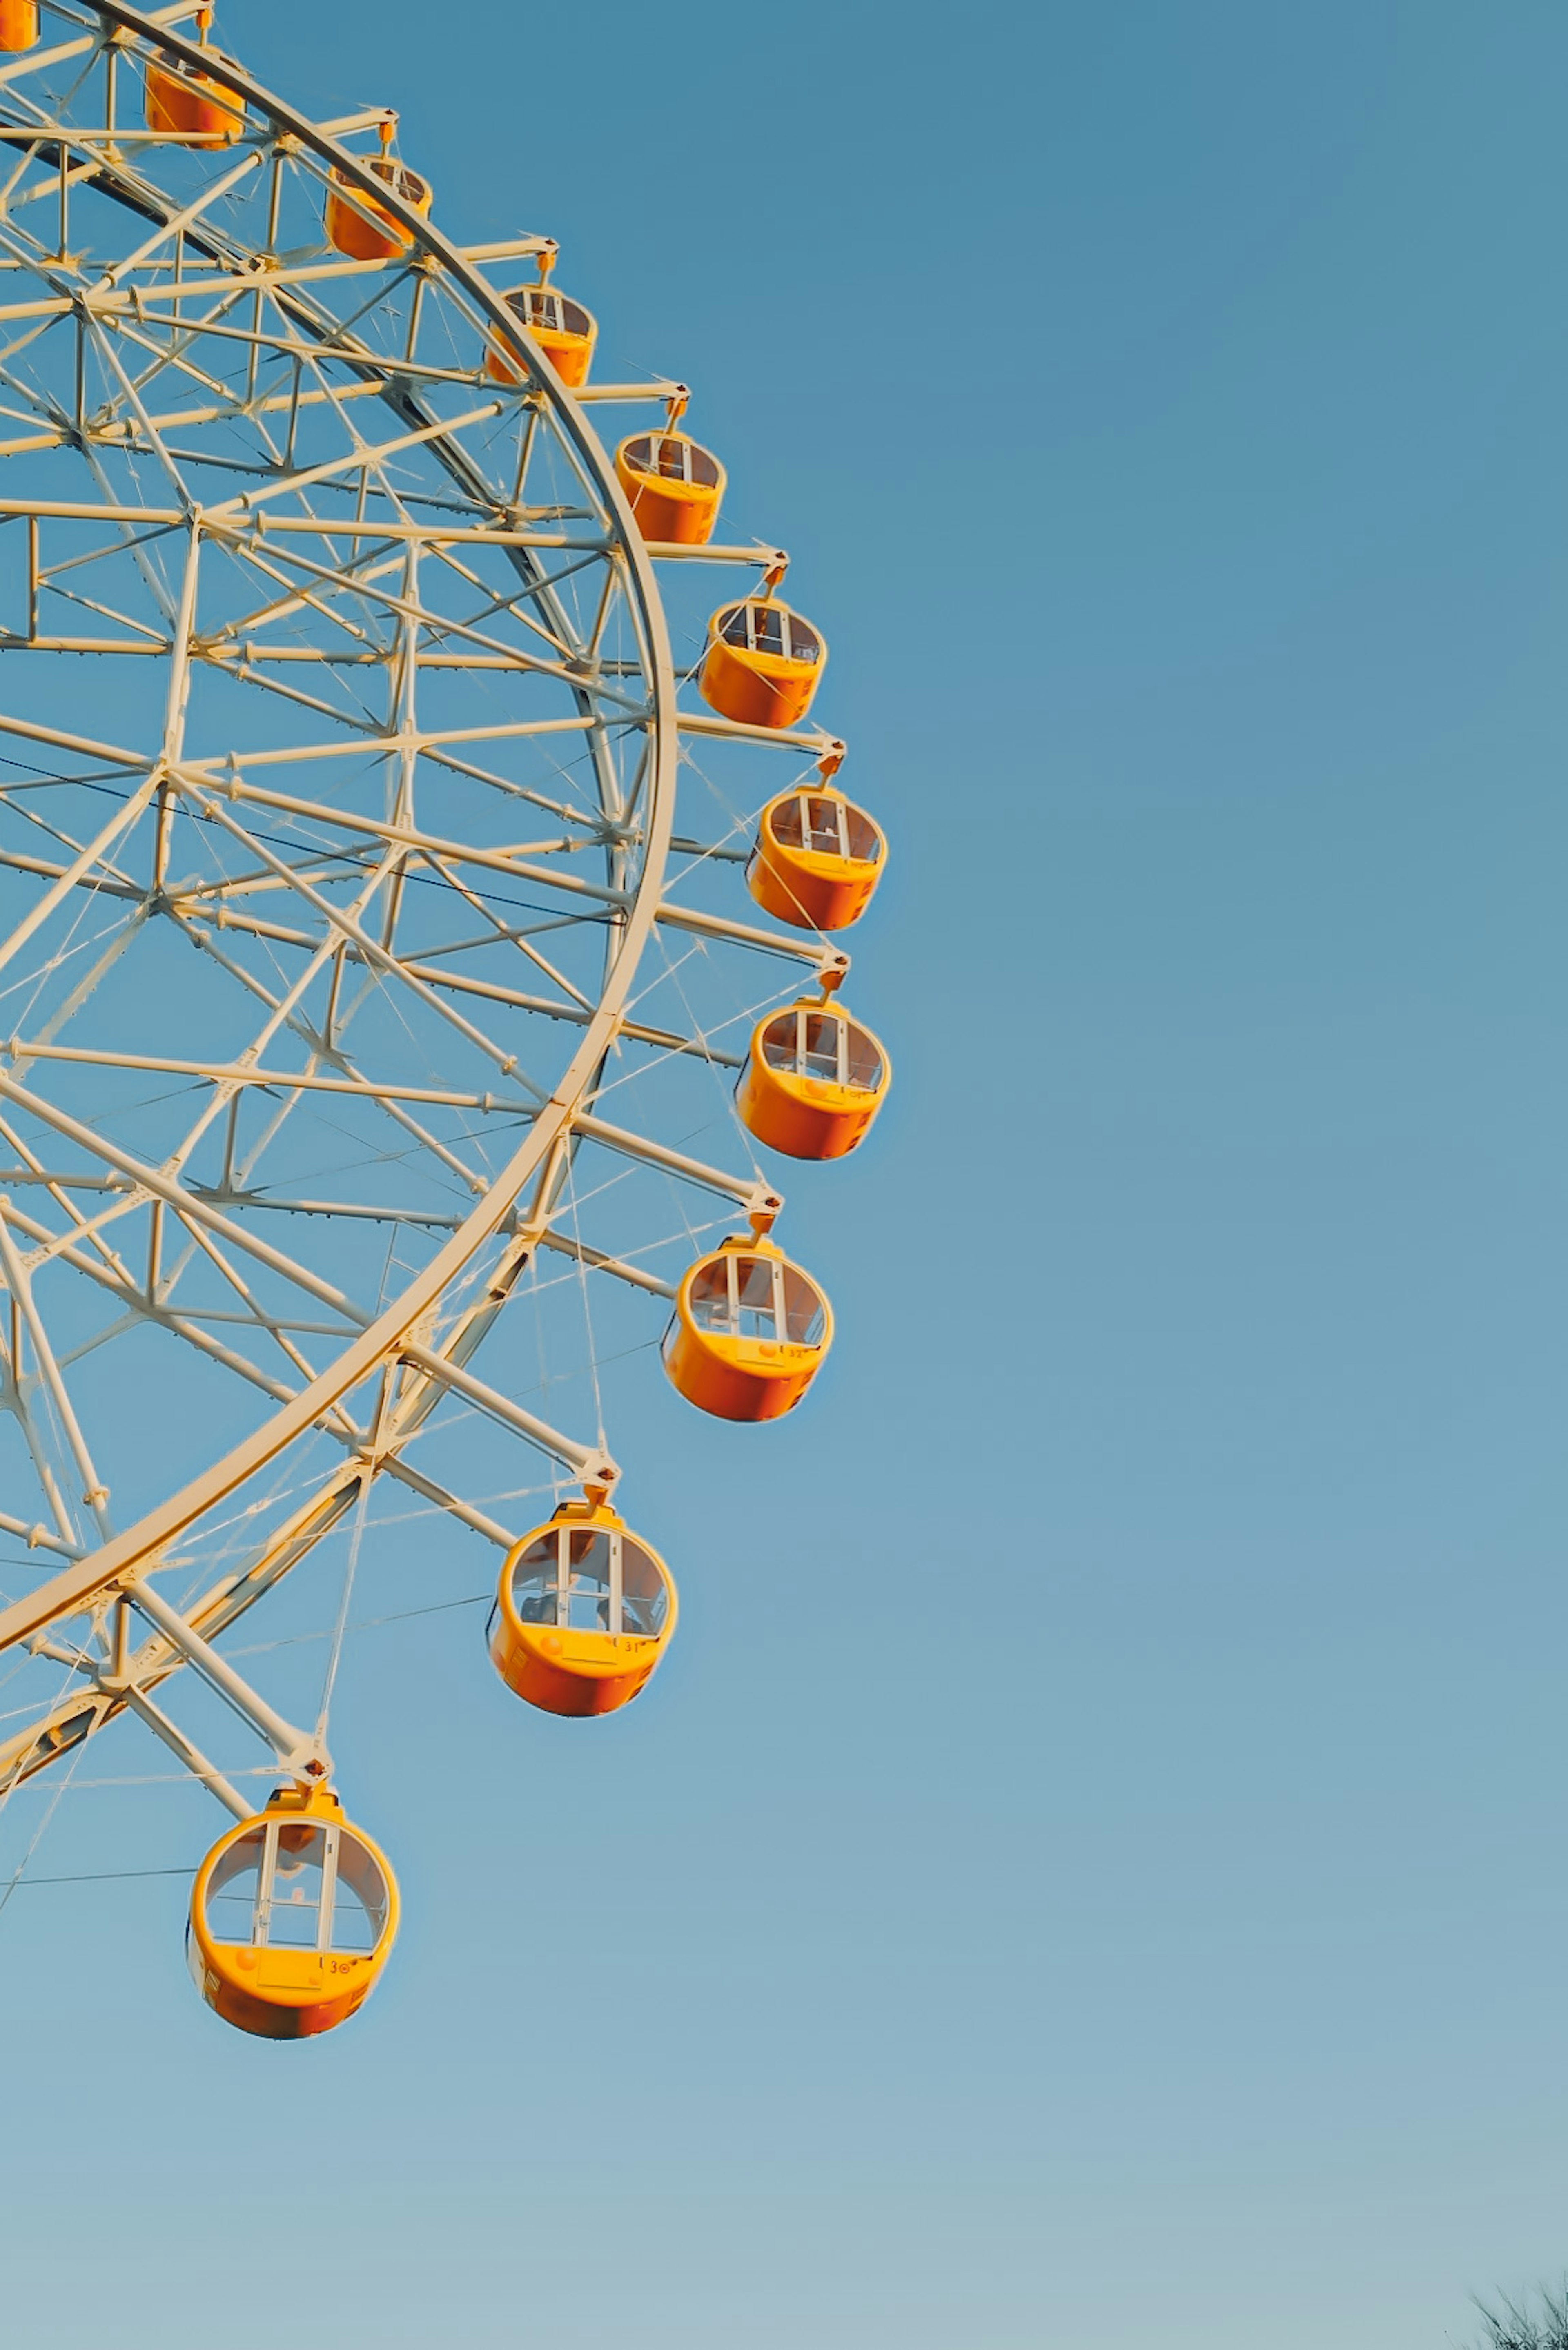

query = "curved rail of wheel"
[[0, 1, 680, 1655]]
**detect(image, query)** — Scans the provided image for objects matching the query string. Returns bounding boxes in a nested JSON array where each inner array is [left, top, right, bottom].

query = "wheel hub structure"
[[0, 2, 882, 2026]]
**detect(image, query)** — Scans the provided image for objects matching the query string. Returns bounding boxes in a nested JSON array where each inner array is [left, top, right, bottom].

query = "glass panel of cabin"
[[263, 1823, 329, 1950], [565, 1528, 615, 1631], [842, 806, 883, 863], [751, 606, 787, 657], [800, 1013, 842, 1083], [330, 1835, 390, 1953], [761, 1014, 797, 1072], [769, 794, 806, 848], [804, 796, 844, 854], [203, 1826, 267, 1947], [844, 1025, 883, 1090], [687, 1256, 735, 1333], [619, 1537, 669, 1636], [734, 1254, 780, 1341], [510, 1530, 564, 1625], [780, 1267, 826, 1346], [650, 435, 690, 480]]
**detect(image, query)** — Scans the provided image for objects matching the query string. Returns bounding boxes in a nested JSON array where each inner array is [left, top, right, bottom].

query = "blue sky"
[[1, 3, 1566, 2345]]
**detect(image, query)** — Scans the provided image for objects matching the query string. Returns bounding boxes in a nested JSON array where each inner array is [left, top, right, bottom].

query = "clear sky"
[[1, 4, 1565, 2346]]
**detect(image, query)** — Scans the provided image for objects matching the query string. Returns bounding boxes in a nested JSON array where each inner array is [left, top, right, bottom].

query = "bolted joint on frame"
[[745, 1182, 785, 1238], [578, 1450, 621, 1508]]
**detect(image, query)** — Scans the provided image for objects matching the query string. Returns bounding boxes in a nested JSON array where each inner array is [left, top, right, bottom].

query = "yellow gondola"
[[143, 31, 244, 145], [663, 1234, 831, 1421], [748, 782, 885, 931], [187, 1784, 398, 2040], [324, 155, 432, 261], [490, 1498, 677, 1717], [738, 1001, 890, 1160], [485, 283, 597, 390], [615, 428, 726, 545], [0, 0, 37, 53], [699, 597, 825, 731]]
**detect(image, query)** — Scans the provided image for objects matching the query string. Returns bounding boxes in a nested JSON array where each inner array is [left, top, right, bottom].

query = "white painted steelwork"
[[0, 3, 851, 1824]]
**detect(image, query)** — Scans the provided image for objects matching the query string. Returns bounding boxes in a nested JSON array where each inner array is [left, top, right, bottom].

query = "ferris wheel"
[[0, 1, 891, 2036]]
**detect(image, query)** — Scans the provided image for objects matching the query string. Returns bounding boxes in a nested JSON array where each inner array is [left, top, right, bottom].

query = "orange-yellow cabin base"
[[737, 1067, 878, 1161], [662, 1327, 822, 1419], [0, 0, 38, 53], [189, 1938, 382, 2040], [324, 158, 431, 261], [699, 633, 819, 731], [144, 53, 243, 143], [489, 1620, 661, 1717], [485, 329, 592, 390], [747, 843, 872, 931], [619, 472, 717, 544]]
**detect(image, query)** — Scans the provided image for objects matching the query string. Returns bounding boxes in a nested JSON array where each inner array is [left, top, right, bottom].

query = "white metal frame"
[[0, 2, 861, 1844]]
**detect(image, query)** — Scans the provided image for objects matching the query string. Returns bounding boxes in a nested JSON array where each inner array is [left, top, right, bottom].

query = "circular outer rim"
[[0, 2, 681, 1653], [189, 1804, 402, 1994]]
